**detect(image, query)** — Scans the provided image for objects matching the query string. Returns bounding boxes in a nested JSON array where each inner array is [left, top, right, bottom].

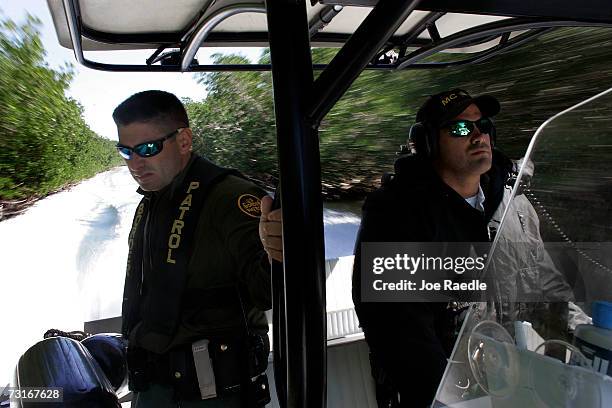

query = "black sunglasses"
[[116, 128, 181, 160], [443, 118, 494, 138]]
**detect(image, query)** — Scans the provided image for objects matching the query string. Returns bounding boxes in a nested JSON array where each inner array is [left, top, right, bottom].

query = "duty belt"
[[127, 333, 269, 396]]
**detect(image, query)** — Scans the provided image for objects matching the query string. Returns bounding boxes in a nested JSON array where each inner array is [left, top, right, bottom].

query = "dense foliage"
[[3, 16, 611, 204], [187, 28, 612, 199], [185, 54, 277, 187], [0, 15, 121, 203]]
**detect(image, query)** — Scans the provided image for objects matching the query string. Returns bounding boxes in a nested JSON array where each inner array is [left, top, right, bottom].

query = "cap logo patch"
[[441, 93, 458, 106], [237, 194, 261, 218]]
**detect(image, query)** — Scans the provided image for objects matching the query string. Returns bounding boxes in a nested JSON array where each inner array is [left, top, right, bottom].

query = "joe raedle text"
[[361, 242, 491, 302], [372, 279, 487, 292]]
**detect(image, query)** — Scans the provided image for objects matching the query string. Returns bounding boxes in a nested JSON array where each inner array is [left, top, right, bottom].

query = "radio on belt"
[[192, 339, 217, 399]]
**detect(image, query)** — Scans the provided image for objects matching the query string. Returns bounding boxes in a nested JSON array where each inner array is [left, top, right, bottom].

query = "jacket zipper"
[[140, 194, 156, 295]]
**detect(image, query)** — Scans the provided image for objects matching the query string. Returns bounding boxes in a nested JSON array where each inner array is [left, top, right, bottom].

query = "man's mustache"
[[130, 167, 152, 176], [468, 141, 490, 151]]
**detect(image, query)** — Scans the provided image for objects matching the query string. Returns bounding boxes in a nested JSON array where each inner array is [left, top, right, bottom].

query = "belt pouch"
[[169, 349, 200, 399], [209, 338, 244, 390], [126, 346, 150, 392]]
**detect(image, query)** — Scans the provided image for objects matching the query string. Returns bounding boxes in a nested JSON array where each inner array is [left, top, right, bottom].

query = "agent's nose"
[[127, 154, 146, 171], [471, 126, 489, 145]]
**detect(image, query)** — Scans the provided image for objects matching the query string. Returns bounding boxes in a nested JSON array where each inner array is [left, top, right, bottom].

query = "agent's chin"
[[136, 179, 159, 192]]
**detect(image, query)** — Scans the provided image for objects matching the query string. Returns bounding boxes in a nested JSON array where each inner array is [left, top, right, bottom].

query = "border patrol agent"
[[113, 90, 278, 407]]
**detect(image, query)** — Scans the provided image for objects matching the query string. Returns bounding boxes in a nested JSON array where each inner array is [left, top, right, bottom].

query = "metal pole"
[[180, 4, 265, 71], [61, 0, 86, 66], [309, 5, 344, 38], [265, 1, 326, 408], [308, 0, 421, 127]]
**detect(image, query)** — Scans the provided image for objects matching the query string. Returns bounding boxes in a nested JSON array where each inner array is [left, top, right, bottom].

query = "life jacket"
[[121, 156, 239, 351]]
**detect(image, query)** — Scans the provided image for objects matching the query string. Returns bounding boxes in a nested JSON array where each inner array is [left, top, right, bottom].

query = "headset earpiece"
[[408, 122, 437, 159]]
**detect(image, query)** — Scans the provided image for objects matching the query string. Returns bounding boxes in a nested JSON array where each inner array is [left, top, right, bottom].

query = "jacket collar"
[[392, 149, 513, 219]]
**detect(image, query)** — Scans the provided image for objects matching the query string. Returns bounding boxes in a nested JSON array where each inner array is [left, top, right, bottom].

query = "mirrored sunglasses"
[[444, 118, 494, 138], [116, 129, 181, 160]]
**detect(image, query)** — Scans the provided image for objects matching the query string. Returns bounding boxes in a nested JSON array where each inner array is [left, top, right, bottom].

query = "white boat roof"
[[48, 0, 508, 52], [46, 0, 612, 70]]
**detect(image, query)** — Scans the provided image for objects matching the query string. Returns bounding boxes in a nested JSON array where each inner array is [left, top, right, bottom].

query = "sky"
[[1, 0, 263, 140]]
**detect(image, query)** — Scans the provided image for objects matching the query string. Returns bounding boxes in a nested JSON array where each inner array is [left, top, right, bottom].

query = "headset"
[[407, 118, 497, 159], [407, 122, 437, 159]]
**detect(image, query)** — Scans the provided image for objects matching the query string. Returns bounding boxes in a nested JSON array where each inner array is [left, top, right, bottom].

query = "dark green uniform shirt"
[[169, 173, 271, 349], [130, 155, 271, 354]]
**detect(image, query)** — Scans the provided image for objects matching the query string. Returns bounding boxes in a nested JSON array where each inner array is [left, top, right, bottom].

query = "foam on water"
[[0, 166, 140, 385]]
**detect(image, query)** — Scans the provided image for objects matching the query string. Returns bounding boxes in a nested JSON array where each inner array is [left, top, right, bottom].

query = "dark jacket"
[[351, 150, 511, 407], [123, 155, 270, 355], [353, 150, 511, 308], [352, 150, 576, 407]]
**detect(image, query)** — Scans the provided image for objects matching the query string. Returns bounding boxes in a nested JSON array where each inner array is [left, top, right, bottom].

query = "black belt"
[[153, 346, 270, 406], [128, 333, 269, 390]]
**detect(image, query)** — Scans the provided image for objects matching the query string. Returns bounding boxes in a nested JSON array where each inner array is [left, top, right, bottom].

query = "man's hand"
[[259, 195, 283, 263]]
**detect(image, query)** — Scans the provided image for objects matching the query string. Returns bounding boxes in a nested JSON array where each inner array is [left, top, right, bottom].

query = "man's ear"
[[177, 128, 193, 154]]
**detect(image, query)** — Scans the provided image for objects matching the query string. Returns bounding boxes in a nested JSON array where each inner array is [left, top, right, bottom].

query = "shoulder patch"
[[237, 194, 261, 218]]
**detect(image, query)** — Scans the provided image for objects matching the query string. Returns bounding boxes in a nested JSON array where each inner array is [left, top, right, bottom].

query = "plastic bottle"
[[574, 301, 612, 376]]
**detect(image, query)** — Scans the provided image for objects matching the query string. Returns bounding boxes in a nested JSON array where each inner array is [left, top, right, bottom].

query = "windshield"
[[434, 88, 612, 408]]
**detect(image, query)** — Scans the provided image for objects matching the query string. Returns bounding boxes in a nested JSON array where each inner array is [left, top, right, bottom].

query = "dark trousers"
[[359, 303, 452, 408]]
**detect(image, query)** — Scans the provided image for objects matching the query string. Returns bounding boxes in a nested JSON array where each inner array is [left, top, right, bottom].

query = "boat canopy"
[[47, 0, 612, 71]]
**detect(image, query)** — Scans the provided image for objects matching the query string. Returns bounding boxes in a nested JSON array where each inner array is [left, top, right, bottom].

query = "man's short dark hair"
[[112, 90, 189, 128]]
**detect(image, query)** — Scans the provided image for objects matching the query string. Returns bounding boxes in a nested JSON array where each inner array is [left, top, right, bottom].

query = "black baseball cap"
[[416, 89, 500, 127]]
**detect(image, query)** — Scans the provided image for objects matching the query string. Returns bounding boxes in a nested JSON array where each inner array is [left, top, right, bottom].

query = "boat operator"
[[351, 89, 577, 407]]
